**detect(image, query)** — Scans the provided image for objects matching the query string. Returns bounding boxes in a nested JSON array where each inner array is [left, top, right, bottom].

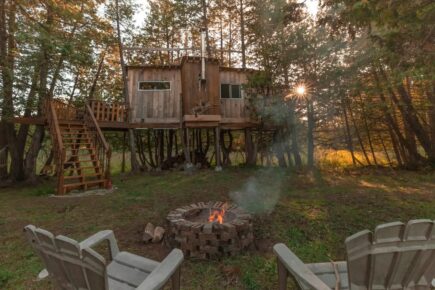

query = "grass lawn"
[[0, 167, 434, 289]]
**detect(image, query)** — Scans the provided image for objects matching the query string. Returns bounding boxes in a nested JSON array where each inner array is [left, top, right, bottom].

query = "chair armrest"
[[136, 249, 184, 290], [79, 230, 119, 259], [273, 243, 330, 290]]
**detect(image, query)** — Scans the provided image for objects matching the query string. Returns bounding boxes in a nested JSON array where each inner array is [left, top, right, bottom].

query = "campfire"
[[208, 203, 227, 224], [166, 202, 254, 259]]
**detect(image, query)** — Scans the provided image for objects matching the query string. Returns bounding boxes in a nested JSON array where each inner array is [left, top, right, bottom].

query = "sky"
[[132, 0, 319, 27]]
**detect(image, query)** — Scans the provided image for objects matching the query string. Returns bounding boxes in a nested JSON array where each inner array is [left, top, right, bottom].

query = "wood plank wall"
[[127, 63, 253, 125], [128, 68, 181, 123], [180, 59, 220, 115], [219, 70, 248, 120]]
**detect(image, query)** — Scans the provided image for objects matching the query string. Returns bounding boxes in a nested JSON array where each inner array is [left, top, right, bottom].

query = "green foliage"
[[0, 267, 12, 288], [242, 271, 261, 290]]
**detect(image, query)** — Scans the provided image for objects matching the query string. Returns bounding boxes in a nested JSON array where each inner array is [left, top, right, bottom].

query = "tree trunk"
[[347, 99, 371, 165], [273, 130, 287, 167], [121, 131, 126, 173], [289, 101, 302, 169], [0, 122, 8, 179], [387, 125, 403, 167], [115, 0, 140, 172], [68, 73, 79, 104], [358, 94, 378, 165], [378, 132, 392, 166], [1, 1, 24, 181], [341, 100, 357, 166], [24, 126, 45, 181], [244, 128, 256, 165], [88, 49, 106, 100], [379, 67, 433, 161], [307, 100, 315, 169], [372, 70, 423, 165], [429, 82, 435, 163], [239, 0, 246, 68]]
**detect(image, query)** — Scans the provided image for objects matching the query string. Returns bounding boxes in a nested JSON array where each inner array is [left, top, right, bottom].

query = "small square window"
[[221, 84, 243, 99], [231, 85, 241, 99], [221, 84, 230, 98], [138, 81, 170, 91]]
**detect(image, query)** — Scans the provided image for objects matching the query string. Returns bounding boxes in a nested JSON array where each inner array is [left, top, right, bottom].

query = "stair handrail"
[[84, 104, 111, 184]]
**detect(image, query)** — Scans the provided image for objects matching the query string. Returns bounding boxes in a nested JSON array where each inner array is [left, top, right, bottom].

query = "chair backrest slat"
[[82, 248, 107, 290], [346, 220, 435, 290], [33, 228, 72, 288], [55, 235, 90, 289], [24, 225, 109, 290]]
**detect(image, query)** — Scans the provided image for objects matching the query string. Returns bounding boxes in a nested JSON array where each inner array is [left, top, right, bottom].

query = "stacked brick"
[[166, 202, 254, 259]]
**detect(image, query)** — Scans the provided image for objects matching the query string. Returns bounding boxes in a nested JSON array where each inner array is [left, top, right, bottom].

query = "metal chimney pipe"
[[201, 28, 206, 81]]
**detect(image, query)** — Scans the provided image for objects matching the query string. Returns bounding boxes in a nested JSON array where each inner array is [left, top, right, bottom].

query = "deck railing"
[[84, 104, 111, 186], [45, 99, 66, 194], [89, 99, 128, 123], [51, 99, 78, 120]]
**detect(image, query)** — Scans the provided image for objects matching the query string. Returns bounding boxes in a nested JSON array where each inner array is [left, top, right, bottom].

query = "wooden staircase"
[[45, 99, 111, 195]]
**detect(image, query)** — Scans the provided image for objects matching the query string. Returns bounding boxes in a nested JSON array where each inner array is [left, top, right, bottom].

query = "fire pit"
[[166, 202, 254, 259]]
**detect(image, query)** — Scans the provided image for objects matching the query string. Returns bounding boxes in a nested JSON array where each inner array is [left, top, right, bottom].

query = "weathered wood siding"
[[128, 68, 181, 123], [181, 59, 220, 115], [220, 70, 249, 121]]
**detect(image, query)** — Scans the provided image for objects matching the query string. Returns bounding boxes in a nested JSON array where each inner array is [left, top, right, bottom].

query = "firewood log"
[[152, 226, 165, 243], [143, 223, 155, 243]]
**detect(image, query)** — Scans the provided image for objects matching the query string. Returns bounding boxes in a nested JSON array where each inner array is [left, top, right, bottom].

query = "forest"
[[0, 0, 434, 181]]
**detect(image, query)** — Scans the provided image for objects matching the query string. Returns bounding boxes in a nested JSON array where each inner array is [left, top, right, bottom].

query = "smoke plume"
[[229, 168, 285, 214]]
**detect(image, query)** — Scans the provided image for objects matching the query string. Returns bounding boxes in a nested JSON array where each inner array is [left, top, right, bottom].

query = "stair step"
[[64, 159, 95, 165], [63, 166, 100, 171], [64, 173, 103, 180], [60, 130, 94, 136], [67, 153, 95, 158], [63, 143, 93, 146], [59, 124, 85, 128], [64, 179, 106, 189], [62, 137, 91, 141], [59, 127, 86, 131]]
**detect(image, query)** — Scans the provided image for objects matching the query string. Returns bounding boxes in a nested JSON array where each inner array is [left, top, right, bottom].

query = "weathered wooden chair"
[[24, 225, 183, 290], [274, 219, 435, 290]]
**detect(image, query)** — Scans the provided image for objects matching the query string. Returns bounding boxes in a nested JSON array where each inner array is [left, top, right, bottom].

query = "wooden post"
[[171, 268, 181, 290], [244, 128, 256, 165], [157, 130, 164, 171], [215, 127, 222, 171], [121, 131, 126, 173], [182, 128, 193, 171], [277, 258, 288, 290]]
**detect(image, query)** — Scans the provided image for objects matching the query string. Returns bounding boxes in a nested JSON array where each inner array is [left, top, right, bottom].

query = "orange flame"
[[208, 204, 227, 224]]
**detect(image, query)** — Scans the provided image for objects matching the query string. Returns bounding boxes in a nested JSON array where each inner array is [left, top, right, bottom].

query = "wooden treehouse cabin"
[[14, 33, 258, 195], [126, 57, 256, 129]]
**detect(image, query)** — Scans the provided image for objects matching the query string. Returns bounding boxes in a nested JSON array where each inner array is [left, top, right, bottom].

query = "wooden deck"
[[13, 99, 258, 130], [13, 116, 257, 130]]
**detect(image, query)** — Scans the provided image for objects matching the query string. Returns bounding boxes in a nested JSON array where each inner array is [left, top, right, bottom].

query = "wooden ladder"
[[45, 100, 111, 195]]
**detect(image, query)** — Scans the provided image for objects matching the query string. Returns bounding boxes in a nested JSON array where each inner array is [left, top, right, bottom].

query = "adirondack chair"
[[24, 225, 184, 290], [274, 219, 435, 290]]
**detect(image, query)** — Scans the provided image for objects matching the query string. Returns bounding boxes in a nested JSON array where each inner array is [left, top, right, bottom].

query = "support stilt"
[[182, 128, 193, 171], [215, 126, 222, 171]]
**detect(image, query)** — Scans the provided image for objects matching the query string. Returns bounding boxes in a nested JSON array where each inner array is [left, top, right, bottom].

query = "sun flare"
[[296, 85, 306, 96]]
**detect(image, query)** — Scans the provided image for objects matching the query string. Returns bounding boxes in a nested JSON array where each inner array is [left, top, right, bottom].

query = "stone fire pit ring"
[[166, 202, 254, 259]]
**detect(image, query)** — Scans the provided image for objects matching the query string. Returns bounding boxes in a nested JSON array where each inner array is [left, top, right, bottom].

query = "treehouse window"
[[221, 84, 242, 99], [138, 81, 171, 91]]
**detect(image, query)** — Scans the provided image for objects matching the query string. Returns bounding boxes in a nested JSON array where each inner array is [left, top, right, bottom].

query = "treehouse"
[[13, 32, 259, 195], [126, 56, 256, 129]]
